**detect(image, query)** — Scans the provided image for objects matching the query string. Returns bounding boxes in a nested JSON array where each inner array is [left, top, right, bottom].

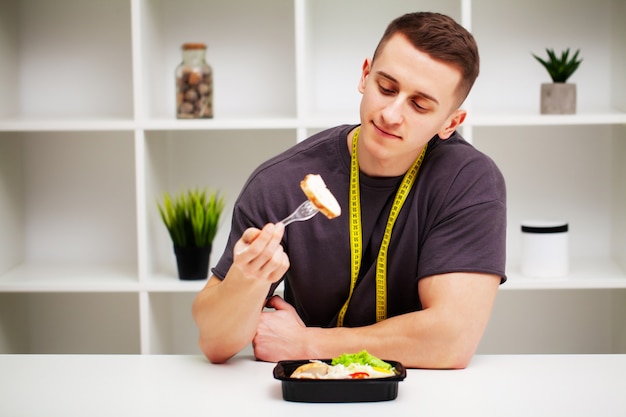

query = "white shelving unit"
[[1, 0, 624, 355]]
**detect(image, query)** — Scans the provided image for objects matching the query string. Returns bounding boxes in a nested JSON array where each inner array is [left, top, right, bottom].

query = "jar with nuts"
[[175, 43, 213, 119]]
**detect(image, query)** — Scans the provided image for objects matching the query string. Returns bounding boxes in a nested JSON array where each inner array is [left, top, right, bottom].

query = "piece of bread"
[[300, 174, 341, 219]]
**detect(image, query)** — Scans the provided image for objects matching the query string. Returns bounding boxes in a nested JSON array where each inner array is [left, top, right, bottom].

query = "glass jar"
[[175, 43, 213, 119]]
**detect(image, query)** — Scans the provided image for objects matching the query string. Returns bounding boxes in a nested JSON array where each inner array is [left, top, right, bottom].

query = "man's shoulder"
[[239, 124, 352, 197], [422, 131, 505, 200], [249, 124, 352, 179], [428, 131, 501, 174]]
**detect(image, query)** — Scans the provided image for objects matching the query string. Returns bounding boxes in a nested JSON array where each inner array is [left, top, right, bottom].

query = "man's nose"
[[381, 97, 404, 124]]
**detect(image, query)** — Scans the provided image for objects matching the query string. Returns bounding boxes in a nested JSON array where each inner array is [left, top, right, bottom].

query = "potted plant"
[[532, 48, 582, 114], [157, 188, 226, 280]]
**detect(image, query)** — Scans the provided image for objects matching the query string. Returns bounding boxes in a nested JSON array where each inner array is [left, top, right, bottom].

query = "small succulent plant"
[[532, 48, 582, 83]]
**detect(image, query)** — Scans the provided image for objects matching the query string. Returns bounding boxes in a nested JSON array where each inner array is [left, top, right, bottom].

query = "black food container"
[[273, 359, 407, 403]]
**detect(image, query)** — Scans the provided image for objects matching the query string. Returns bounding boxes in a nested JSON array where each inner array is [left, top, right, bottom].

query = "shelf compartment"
[[0, 292, 141, 354], [145, 292, 198, 354], [138, 0, 296, 120], [0, 0, 133, 120], [142, 274, 206, 293], [140, 117, 300, 131], [466, 111, 626, 127], [612, 127, 626, 273], [0, 133, 23, 276], [0, 118, 136, 132], [470, 0, 624, 114], [479, 289, 626, 354], [0, 264, 140, 293], [503, 258, 626, 290], [0, 131, 139, 279], [143, 129, 296, 281], [473, 125, 619, 265]]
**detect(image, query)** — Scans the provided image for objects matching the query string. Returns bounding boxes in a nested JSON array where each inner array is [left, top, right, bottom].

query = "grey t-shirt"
[[213, 124, 506, 327]]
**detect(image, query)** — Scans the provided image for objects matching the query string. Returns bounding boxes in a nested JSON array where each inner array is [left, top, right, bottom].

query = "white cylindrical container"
[[520, 221, 569, 278]]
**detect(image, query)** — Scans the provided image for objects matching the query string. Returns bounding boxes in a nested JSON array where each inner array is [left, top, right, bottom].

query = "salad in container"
[[273, 350, 407, 403]]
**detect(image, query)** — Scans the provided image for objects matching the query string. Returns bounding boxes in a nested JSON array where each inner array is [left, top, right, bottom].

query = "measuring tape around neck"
[[336, 126, 427, 326]]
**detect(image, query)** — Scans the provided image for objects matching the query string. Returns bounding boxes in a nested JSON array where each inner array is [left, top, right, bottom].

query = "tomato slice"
[[349, 372, 369, 379]]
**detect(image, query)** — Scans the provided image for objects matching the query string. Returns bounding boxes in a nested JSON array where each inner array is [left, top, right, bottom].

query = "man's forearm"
[[302, 313, 470, 368], [194, 223, 289, 363], [193, 273, 271, 363], [302, 311, 472, 369], [301, 273, 499, 369]]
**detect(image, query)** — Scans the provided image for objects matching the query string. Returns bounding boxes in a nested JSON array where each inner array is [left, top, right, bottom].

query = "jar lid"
[[521, 221, 568, 234], [182, 43, 207, 50]]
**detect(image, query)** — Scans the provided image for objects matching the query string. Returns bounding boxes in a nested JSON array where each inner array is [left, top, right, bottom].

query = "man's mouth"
[[372, 122, 402, 140]]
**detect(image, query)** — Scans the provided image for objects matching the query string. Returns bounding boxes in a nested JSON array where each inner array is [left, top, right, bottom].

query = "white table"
[[1, 354, 624, 417]]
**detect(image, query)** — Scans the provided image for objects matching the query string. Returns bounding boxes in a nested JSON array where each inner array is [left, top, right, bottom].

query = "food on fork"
[[300, 174, 341, 219]]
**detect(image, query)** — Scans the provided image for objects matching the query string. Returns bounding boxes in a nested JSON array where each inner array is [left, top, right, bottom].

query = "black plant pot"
[[174, 245, 212, 280]]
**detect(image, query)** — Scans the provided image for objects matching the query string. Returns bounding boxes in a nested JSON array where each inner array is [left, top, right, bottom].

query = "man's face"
[[357, 33, 465, 176]]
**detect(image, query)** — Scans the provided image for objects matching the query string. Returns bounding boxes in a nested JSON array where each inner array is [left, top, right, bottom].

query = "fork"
[[279, 200, 319, 226], [236, 200, 319, 255]]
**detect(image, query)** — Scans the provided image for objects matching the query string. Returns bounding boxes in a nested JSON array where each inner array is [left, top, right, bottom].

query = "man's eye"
[[413, 101, 426, 110], [379, 85, 395, 95], [412, 100, 429, 112]]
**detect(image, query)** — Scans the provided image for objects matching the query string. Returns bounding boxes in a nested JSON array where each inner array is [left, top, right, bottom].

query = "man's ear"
[[437, 109, 466, 139], [358, 58, 372, 94]]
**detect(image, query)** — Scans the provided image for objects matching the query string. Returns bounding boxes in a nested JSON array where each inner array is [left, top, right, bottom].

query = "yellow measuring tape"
[[336, 126, 427, 326]]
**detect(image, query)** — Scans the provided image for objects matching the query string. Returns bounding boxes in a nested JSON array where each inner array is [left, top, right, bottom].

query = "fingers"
[[237, 223, 283, 264], [234, 223, 289, 283], [265, 295, 305, 326], [265, 295, 292, 311], [253, 299, 307, 361], [264, 249, 290, 283], [234, 228, 262, 255], [241, 227, 263, 245]]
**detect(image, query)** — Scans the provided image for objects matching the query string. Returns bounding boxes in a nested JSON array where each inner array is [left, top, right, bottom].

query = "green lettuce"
[[331, 350, 392, 370]]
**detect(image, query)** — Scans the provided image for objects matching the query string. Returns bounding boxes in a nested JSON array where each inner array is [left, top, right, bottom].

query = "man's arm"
[[253, 272, 500, 369], [192, 223, 289, 364]]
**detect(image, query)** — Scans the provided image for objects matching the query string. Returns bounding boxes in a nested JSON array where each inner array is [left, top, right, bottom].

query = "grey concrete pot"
[[540, 83, 576, 114]]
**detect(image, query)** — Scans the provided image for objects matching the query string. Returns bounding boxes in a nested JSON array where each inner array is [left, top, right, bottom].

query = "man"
[[192, 12, 506, 369]]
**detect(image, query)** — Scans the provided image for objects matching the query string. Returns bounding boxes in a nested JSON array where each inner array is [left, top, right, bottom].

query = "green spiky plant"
[[157, 188, 225, 248], [532, 48, 582, 83]]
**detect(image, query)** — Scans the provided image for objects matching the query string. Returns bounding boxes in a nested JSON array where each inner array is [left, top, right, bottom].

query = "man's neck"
[[346, 128, 421, 177]]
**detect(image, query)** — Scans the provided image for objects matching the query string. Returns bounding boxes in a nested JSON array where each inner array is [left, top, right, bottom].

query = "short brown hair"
[[373, 12, 480, 105]]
